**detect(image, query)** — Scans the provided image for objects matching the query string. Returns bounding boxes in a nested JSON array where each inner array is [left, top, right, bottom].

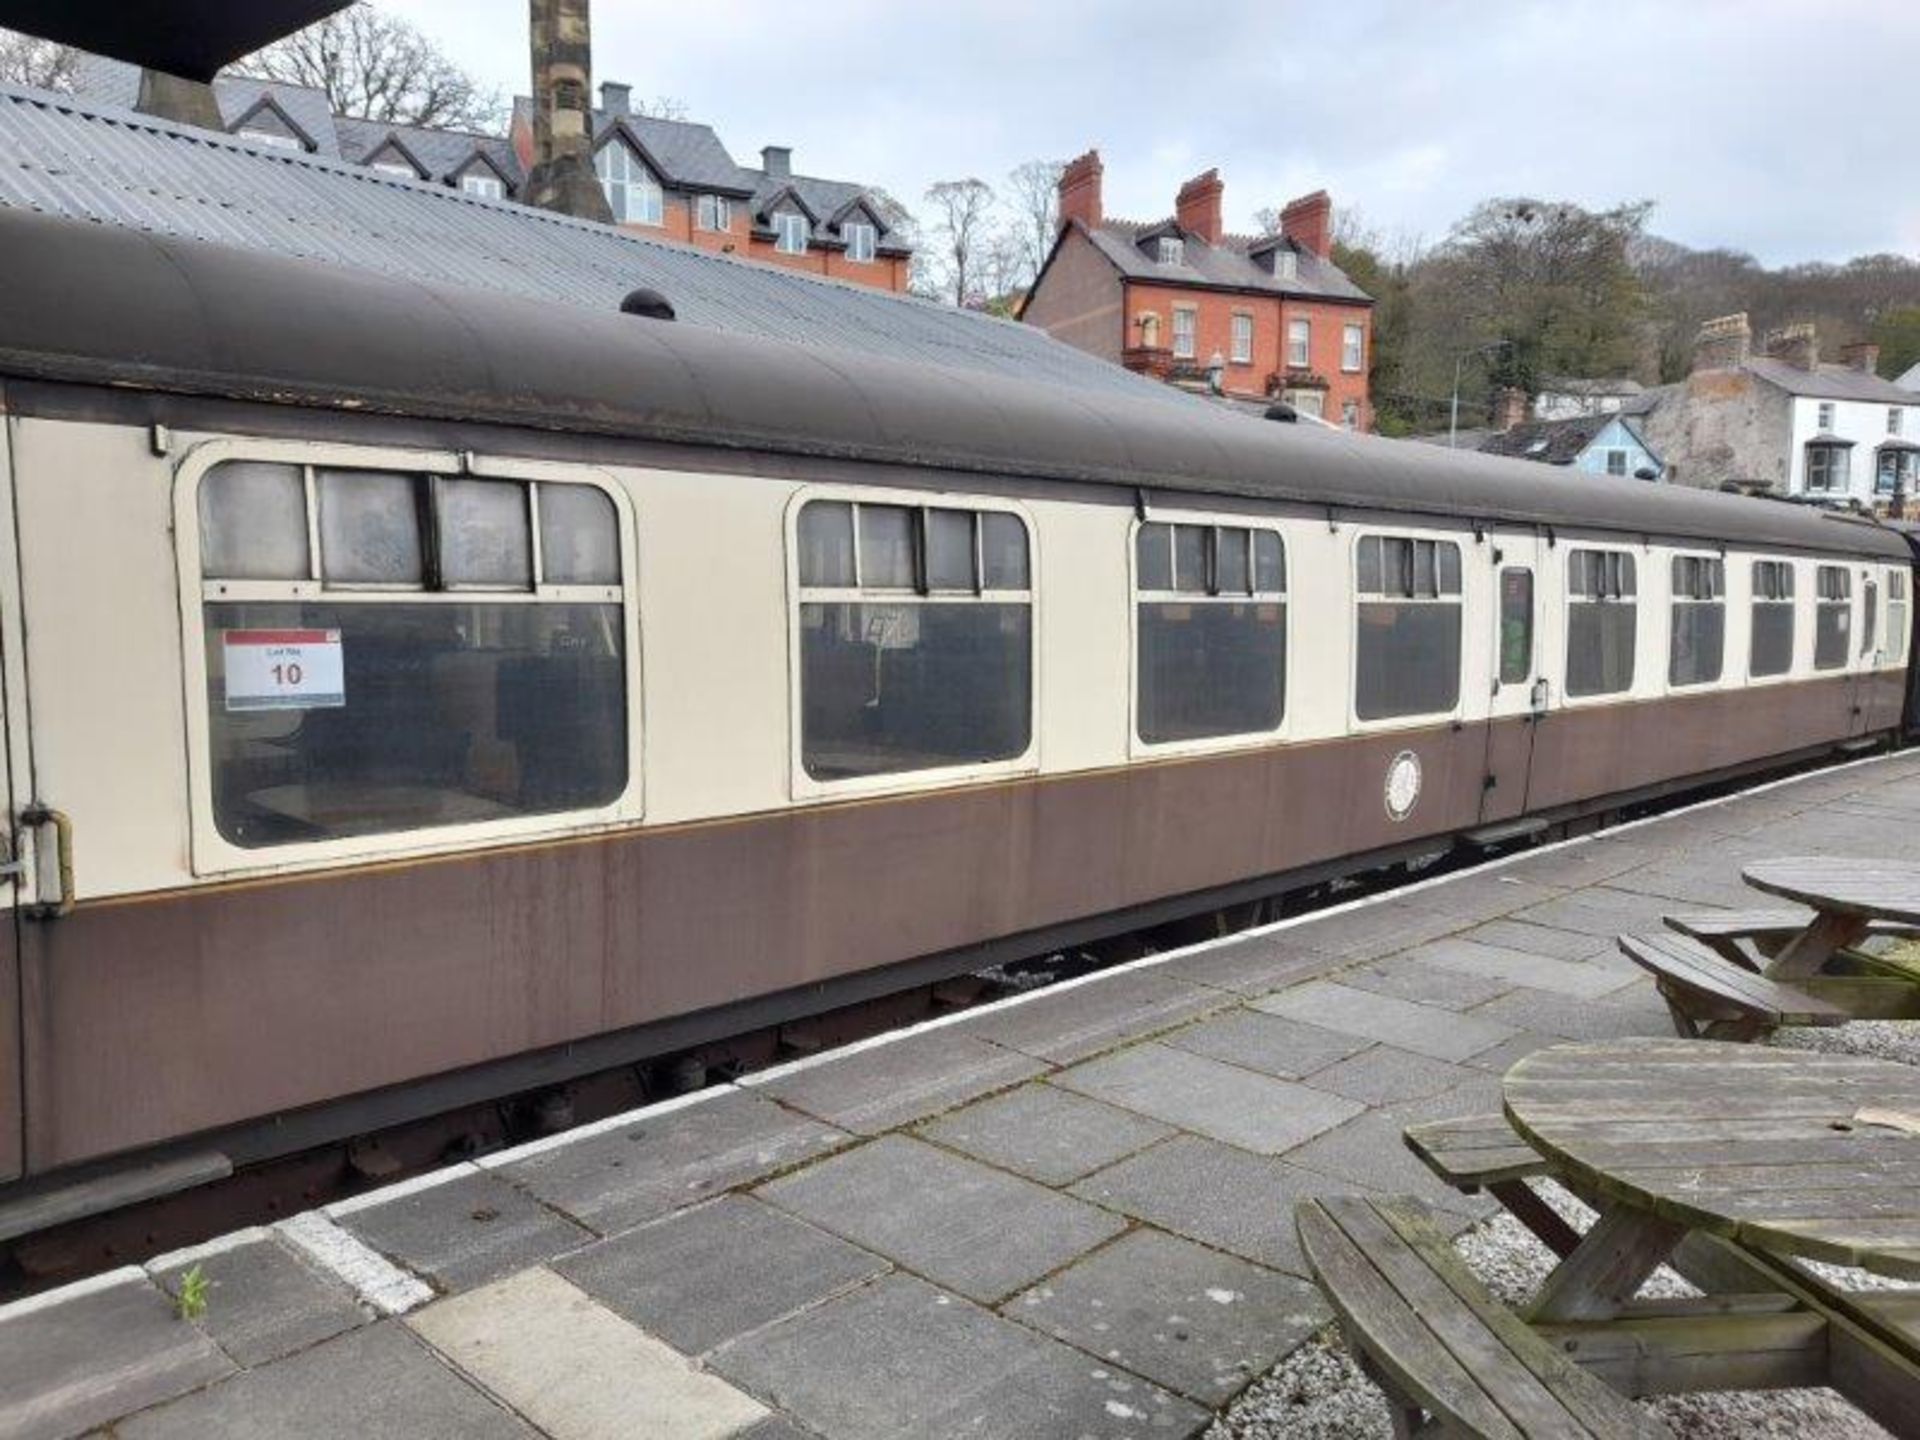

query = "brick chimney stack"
[[1492, 386, 1531, 433], [1175, 169, 1224, 245], [1058, 150, 1103, 232], [1840, 340, 1882, 375], [525, 0, 613, 223], [1691, 313, 1751, 373], [1763, 322, 1819, 372], [1280, 190, 1333, 258]]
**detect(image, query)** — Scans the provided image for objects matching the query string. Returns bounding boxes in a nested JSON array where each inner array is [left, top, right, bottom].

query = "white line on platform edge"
[[144, 1224, 273, 1274], [274, 1211, 433, 1316], [324, 1161, 482, 1218], [472, 1079, 742, 1170], [0, 1263, 146, 1325]]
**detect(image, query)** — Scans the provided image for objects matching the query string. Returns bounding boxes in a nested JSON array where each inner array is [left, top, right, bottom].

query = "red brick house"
[[1022, 152, 1374, 426]]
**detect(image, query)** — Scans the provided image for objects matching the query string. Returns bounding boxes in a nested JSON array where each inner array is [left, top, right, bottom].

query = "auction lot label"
[[223, 629, 345, 711]]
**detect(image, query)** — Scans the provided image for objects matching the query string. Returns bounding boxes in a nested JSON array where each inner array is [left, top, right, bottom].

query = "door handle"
[[1529, 677, 1551, 714], [20, 804, 73, 919]]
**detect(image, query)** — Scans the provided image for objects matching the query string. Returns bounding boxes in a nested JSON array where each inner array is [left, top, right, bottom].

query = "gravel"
[[1771, 1016, 1920, 1066]]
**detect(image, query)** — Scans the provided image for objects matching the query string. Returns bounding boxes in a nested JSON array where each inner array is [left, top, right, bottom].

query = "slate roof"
[[1744, 357, 1920, 406], [332, 114, 521, 189], [1478, 412, 1659, 468], [0, 82, 1166, 403], [1078, 218, 1370, 303]]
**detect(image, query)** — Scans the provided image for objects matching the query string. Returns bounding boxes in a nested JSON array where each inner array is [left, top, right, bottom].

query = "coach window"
[[1668, 555, 1725, 687], [1498, 567, 1533, 686], [1135, 522, 1287, 744], [1749, 560, 1795, 678], [796, 499, 1032, 781], [1354, 535, 1462, 721], [1566, 549, 1636, 698], [1889, 571, 1909, 665], [197, 461, 627, 849], [1814, 565, 1852, 670], [1863, 575, 1880, 657]]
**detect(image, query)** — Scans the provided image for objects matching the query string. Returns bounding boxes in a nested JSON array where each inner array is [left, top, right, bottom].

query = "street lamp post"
[[1449, 340, 1512, 448]]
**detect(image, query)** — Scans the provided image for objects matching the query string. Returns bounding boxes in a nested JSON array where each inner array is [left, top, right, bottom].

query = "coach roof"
[[0, 209, 1904, 562]]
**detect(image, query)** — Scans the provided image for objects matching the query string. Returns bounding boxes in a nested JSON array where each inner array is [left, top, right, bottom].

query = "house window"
[[1341, 324, 1364, 372], [1284, 389, 1325, 419], [1750, 560, 1795, 678], [1134, 523, 1287, 743], [460, 171, 504, 200], [196, 461, 626, 849], [1805, 443, 1850, 493], [795, 499, 1031, 780], [595, 142, 662, 225], [1814, 564, 1851, 669], [1891, 408, 1905, 436], [1668, 555, 1725, 687], [1287, 318, 1311, 368], [1605, 449, 1629, 477], [1354, 535, 1463, 720], [1817, 402, 1836, 431], [1341, 400, 1360, 430], [1157, 236, 1185, 266], [1172, 308, 1197, 360], [696, 194, 732, 232], [844, 221, 877, 263], [775, 211, 810, 254], [1230, 314, 1253, 365], [1566, 549, 1637, 697]]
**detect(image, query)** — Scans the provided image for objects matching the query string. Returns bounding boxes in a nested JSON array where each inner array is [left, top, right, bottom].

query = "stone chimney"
[[525, 0, 613, 223], [599, 80, 630, 116], [761, 146, 792, 182], [1175, 169, 1224, 245], [1763, 322, 1819, 372], [1280, 190, 1333, 258], [1840, 340, 1882, 375], [1492, 386, 1531, 433], [1691, 312, 1751, 373], [1058, 149, 1103, 231], [133, 70, 223, 129]]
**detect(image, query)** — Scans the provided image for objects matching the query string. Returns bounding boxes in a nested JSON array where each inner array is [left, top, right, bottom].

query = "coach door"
[[1479, 531, 1548, 824], [0, 417, 24, 1182]]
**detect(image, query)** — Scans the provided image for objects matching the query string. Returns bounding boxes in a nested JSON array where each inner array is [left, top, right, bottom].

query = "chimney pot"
[[1691, 312, 1751, 374], [1840, 339, 1882, 375], [1279, 190, 1334, 259], [1057, 148, 1104, 232], [762, 145, 792, 181], [1175, 168, 1224, 246], [1493, 385, 1530, 433], [1763, 322, 1819, 372], [599, 80, 630, 116]]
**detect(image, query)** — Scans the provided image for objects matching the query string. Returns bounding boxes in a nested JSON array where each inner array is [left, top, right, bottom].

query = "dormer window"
[[697, 194, 732, 232], [240, 126, 303, 151], [595, 141, 662, 226], [460, 171, 505, 200], [844, 221, 877, 263], [371, 159, 416, 179], [1157, 236, 1185, 266], [775, 212, 810, 254], [1275, 249, 1299, 281]]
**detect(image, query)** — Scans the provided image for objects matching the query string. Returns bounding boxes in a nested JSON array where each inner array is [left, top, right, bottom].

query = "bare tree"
[[629, 95, 688, 121], [231, 3, 502, 131], [0, 29, 77, 92], [924, 177, 995, 307], [1004, 158, 1066, 286]]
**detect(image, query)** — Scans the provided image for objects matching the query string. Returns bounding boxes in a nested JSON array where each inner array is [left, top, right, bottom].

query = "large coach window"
[[1814, 565, 1852, 670], [1135, 522, 1287, 743], [796, 499, 1031, 780], [1668, 555, 1725, 687], [198, 462, 627, 848], [1750, 560, 1795, 678], [1566, 549, 1636, 697], [1354, 535, 1462, 720]]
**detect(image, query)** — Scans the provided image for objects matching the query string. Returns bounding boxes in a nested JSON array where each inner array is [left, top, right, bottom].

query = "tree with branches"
[[924, 177, 995, 308], [1004, 158, 1066, 287], [230, 3, 501, 130], [0, 29, 77, 92]]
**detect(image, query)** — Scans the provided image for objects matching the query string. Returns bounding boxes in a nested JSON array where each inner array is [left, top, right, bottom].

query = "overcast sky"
[[390, 0, 1917, 266]]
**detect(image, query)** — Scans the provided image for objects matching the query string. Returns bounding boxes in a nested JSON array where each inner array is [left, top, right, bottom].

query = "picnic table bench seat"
[[1295, 1194, 1671, 1438], [1617, 931, 1850, 1040], [1663, 910, 1920, 975]]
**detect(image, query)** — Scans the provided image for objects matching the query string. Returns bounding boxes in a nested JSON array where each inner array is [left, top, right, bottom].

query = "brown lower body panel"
[[16, 672, 1899, 1174]]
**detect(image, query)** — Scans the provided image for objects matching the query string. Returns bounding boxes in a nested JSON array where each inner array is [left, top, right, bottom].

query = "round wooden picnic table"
[[1741, 856, 1920, 978], [1505, 1037, 1920, 1285]]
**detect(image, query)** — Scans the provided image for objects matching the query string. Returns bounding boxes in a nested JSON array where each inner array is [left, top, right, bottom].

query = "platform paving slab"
[[1252, 979, 1517, 1061], [0, 1274, 235, 1440], [1410, 934, 1636, 999], [1330, 954, 1517, 1011], [1068, 1135, 1370, 1277], [150, 1232, 368, 1368], [1458, 916, 1612, 962], [1468, 979, 1672, 1042], [498, 1089, 847, 1235], [757, 1134, 1126, 1304], [1278, 898, 1468, 962], [1158, 1008, 1368, 1081], [1301, 1044, 1480, 1107], [1006, 1228, 1329, 1406], [710, 1272, 1209, 1440], [334, 1169, 592, 1294], [958, 970, 1228, 1064], [1054, 1043, 1363, 1155], [914, 1082, 1175, 1187], [116, 1320, 530, 1440], [750, 1028, 1047, 1135], [1282, 1077, 1506, 1222], [1509, 885, 1676, 939], [1153, 935, 1340, 998], [409, 1266, 768, 1440], [554, 1194, 888, 1355]]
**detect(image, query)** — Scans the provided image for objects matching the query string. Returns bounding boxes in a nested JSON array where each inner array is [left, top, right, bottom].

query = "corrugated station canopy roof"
[[0, 207, 1903, 563], [0, 0, 350, 81]]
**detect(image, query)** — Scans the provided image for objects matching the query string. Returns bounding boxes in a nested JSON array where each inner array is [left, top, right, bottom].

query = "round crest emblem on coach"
[[1384, 750, 1422, 821]]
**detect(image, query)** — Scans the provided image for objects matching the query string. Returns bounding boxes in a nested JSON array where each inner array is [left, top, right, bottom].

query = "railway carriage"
[[0, 210, 1911, 1247]]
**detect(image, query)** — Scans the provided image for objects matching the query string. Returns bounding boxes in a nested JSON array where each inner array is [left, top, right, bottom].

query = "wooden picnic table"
[[1743, 856, 1920, 979]]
